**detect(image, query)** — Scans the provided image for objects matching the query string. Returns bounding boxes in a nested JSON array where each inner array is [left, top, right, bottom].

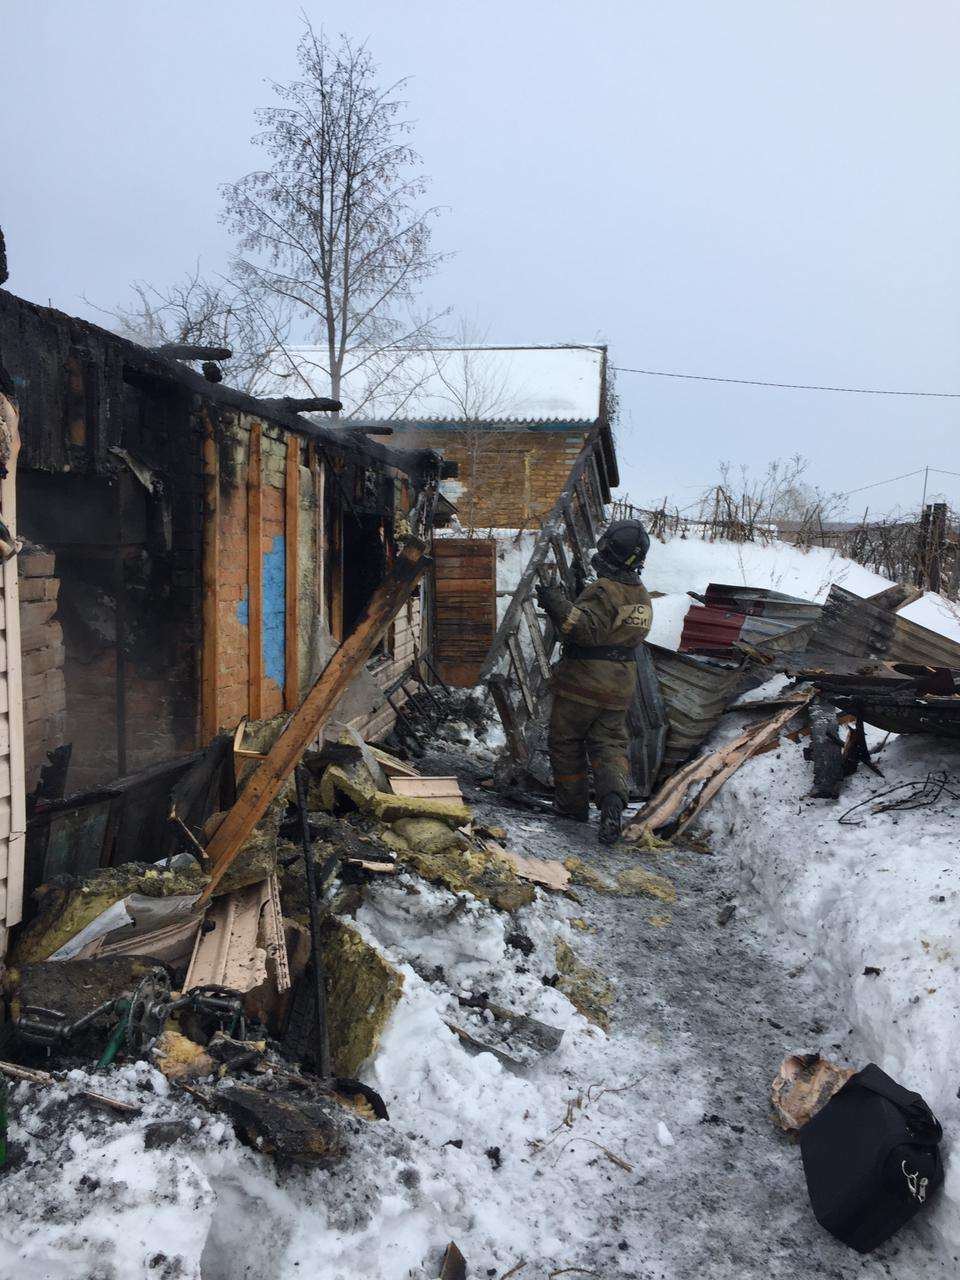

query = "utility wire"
[[840, 468, 926, 498], [613, 365, 960, 398]]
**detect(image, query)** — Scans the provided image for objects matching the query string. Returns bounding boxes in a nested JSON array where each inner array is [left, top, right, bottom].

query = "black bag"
[[799, 1063, 944, 1253]]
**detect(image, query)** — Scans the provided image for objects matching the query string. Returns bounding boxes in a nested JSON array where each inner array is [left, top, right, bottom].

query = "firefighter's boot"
[[598, 794, 625, 845]]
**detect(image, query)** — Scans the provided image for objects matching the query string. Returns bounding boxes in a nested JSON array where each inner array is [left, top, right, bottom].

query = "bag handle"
[[851, 1064, 943, 1142]]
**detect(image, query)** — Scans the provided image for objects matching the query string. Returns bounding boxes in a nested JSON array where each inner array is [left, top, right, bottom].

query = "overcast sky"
[[3, 1, 958, 515]]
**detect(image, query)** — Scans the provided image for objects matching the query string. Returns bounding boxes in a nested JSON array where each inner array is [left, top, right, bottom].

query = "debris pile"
[[620, 579, 960, 843]]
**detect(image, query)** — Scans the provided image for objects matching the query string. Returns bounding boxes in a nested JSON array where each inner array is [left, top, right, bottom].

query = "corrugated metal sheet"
[[627, 645, 669, 797], [681, 584, 821, 657], [808, 585, 960, 670], [649, 645, 745, 774], [679, 606, 746, 655]]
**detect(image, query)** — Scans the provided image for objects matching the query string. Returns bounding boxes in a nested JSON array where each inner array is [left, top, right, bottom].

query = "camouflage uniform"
[[546, 571, 653, 819]]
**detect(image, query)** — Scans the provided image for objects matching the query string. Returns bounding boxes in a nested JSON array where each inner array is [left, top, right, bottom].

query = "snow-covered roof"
[[270, 345, 606, 424]]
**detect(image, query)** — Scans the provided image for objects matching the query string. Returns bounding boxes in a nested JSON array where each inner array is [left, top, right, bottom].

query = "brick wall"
[[18, 546, 66, 791], [388, 426, 590, 529]]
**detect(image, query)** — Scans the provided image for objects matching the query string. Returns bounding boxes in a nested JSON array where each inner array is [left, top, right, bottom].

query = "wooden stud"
[[329, 464, 344, 643], [522, 598, 552, 682], [548, 533, 575, 597], [562, 499, 589, 574], [309, 442, 325, 630], [200, 410, 220, 742], [0, 392, 25, 929], [197, 542, 430, 903], [588, 451, 607, 521], [507, 633, 536, 718], [488, 674, 530, 764], [246, 422, 263, 720], [284, 437, 300, 710], [592, 438, 611, 497], [576, 478, 598, 545]]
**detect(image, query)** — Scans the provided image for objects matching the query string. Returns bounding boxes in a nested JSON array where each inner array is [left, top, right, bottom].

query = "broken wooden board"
[[439, 1242, 467, 1280], [369, 746, 421, 779], [343, 858, 399, 875], [389, 775, 463, 801], [0, 1059, 140, 1114], [446, 1000, 563, 1067], [184, 874, 289, 995], [490, 843, 571, 892], [625, 691, 815, 840]]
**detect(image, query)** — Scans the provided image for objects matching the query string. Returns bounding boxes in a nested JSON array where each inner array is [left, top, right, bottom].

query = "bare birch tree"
[[222, 23, 444, 409], [101, 266, 290, 396]]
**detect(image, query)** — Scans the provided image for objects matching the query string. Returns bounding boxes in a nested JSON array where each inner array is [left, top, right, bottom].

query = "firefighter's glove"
[[536, 582, 569, 627]]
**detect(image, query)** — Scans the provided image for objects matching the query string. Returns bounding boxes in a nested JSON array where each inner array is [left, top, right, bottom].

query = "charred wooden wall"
[[0, 291, 435, 796], [1, 291, 204, 789]]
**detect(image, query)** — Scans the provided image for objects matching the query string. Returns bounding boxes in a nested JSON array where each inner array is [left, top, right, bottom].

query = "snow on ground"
[[643, 534, 893, 650], [0, 872, 678, 1280], [901, 591, 960, 644], [701, 728, 960, 1258], [4, 533, 959, 1278]]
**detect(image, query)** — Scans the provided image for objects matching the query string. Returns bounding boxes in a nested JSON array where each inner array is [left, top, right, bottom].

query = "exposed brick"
[[19, 549, 56, 577]]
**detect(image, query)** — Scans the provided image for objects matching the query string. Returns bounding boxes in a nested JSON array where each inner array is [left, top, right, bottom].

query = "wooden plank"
[[488, 674, 529, 764], [329, 470, 344, 643], [507, 633, 536, 717], [197, 541, 429, 904], [369, 746, 421, 778], [626, 693, 814, 839], [310, 443, 326, 631], [284, 436, 300, 711], [592, 437, 611, 497], [246, 422, 263, 719], [588, 450, 607, 515], [548, 533, 575, 597], [522, 598, 552, 682], [0, 390, 25, 931], [200, 410, 220, 741], [389, 776, 463, 800], [561, 499, 589, 574], [576, 479, 598, 545]]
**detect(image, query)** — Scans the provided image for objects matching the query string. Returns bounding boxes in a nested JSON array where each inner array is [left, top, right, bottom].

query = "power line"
[[613, 365, 960, 398], [840, 468, 926, 498]]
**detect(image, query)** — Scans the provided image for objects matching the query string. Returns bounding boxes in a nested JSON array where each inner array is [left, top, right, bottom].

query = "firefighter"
[[535, 519, 652, 844]]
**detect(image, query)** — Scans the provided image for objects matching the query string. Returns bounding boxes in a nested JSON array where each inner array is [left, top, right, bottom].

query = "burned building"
[[0, 288, 443, 948]]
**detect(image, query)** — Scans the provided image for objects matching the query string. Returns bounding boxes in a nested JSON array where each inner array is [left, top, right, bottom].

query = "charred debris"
[[0, 287, 583, 1176]]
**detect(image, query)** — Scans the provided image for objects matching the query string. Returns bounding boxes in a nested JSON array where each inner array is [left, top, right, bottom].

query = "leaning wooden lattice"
[[624, 691, 814, 841]]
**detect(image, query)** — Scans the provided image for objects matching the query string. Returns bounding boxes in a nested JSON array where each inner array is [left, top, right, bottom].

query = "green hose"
[[98, 1002, 130, 1069]]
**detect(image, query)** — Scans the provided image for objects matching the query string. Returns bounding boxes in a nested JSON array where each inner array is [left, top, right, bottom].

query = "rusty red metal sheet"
[[679, 605, 746, 655]]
